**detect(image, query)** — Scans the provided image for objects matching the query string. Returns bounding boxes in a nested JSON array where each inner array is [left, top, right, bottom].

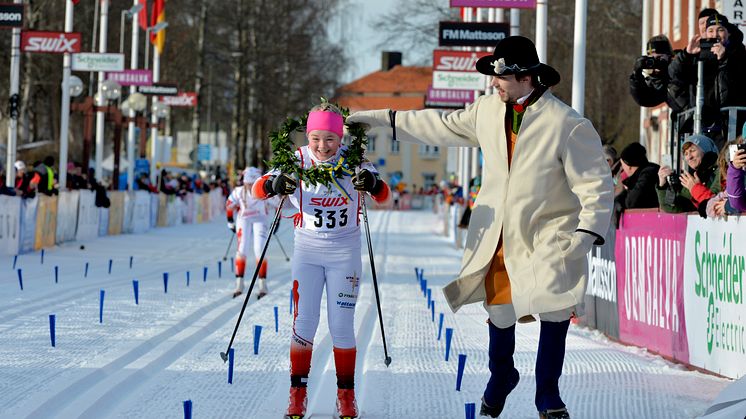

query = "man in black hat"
[[349, 36, 612, 419], [629, 35, 676, 109]]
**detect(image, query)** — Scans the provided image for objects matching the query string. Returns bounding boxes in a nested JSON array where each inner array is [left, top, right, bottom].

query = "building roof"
[[333, 65, 432, 112]]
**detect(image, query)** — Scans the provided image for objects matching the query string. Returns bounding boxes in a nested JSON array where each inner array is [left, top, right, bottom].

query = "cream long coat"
[[351, 92, 613, 319]]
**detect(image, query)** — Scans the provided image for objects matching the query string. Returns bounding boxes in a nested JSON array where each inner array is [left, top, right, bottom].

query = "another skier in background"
[[252, 102, 390, 419], [226, 167, 273, 299]]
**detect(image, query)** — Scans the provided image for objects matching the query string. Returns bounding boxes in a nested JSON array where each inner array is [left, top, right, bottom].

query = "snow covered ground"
[[0, 209, 731, 419]]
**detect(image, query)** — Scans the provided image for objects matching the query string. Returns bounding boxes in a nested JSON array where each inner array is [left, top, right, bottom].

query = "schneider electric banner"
[[438, 21, 509, 47], [684, 216, 746, 378], [432, 71, 487, 91]]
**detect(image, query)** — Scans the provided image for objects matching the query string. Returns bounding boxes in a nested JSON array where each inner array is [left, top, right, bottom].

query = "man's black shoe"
[[539, 408, 570, 419]]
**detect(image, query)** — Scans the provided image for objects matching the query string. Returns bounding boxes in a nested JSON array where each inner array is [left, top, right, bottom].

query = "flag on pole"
[[139, 0, 149, 30], [72, 0, 82, 4], [150, 0, 166, 55]]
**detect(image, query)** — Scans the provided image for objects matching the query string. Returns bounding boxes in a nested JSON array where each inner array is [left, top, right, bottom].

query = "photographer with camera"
[[656, 134, 721, 215], [629, 35, 675, 108], [725, 124, 746, 213], [668, 12, 746, 120]]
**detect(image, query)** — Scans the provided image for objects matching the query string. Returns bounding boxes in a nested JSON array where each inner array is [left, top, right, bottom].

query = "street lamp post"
[[144, 22, 168, 70], [119, 3, 143, 54], [145, 21, 168, 184], [126, 0, 143, 191], [94, 0, 110, 182]]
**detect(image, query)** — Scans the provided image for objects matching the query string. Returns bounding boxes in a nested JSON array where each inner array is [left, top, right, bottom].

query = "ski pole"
[[361, 195, 392, 367], [222, 232, 235, 261], [220, 196, 286, 362], [273, 234, 290, 262]]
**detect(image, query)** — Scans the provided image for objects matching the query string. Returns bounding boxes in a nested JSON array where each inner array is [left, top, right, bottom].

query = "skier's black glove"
[[352, 169, 380, 193], [265, 173, 297, 196], [227, 221, 236, 233], [633, 56, 646, 74]]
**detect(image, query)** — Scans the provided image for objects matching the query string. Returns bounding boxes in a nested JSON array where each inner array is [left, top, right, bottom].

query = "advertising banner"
[[19, 197, 38, 253], [450, 0, 536, 8], [157, 194, 169, 227], [72, 53, 124, 72], [76, 190, 99, 241], [139, 83, 178, 96], [433, 49, 490, 73], [21, 31, 81, 53], [0, 3, 24, 28], [150, 194, 159, 228], [98, 207, 109, 237], [108, 191, 125, 235], [132, 191, 151, 234], [426, 86, 476, 106], [684, 216, 746, 378], [579, 223, 620, 338], [439, 21, 509, 47], [159, 92, 197, 107], [105, 69, 152, 86], [432, 71, 488, 90], [0, 196, 21, 256], [55, 190, 79, 243], [34, 195, 58, 250], [615, 211, 689, 362]]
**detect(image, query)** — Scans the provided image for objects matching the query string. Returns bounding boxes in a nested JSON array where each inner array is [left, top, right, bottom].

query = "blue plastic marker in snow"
[[13, 255, 18, 270], [427, 288, 432, 308], [49, 314, 56, 347], [422, 280, 428, 297], [218, 261, 222, 278], [230, 257, 234, 273], [54, 266, 59, 283], [445, 328, 454, 361], [163, 273, 169, 293], [203, 266, 208, 282], [438, 313, 444, 340], [183, 400, 192, 419], [289, 289, 293, 314], [186, 271, 190, 287], [99, 289, 105, 323], [84, 262, 89, 278], [431, 302, 435, 322], [40, 249, 44, 264], [418, 268, 424, 281], [465, 402, 476, 419], [129, 256, 133, 269], [227, 348, 235, 384], [108, 259, 112, 274], [17, 269, 23, 290], [456, 354, 467, 391], [274, 306, 279, 333], [253, 325, 263, 355], [133, 280, 139, 305], [414, 267, 420, 281]]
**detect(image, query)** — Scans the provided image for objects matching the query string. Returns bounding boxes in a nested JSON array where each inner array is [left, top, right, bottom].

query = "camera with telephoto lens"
[[666, 171, 682, 191], [638, 56, 668, 70]]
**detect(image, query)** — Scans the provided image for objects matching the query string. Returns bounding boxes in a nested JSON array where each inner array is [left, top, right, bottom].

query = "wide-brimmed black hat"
[[475, 36, 560, 87]]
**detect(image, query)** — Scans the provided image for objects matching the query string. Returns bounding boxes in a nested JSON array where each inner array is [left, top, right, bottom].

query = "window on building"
[[418, 144, 440, 158], [422, 173, 436, 189], [390, 138, 400, 154]]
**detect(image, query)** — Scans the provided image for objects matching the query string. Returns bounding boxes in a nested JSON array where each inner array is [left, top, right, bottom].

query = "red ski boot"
[[284, 386, 307, 419], [336, 388, 358, 419]]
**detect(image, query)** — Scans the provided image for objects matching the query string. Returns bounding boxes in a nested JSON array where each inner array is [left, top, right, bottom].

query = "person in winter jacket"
[[706, 135, 745, 217], [629, 35, 675, 108], [667, 12, 746, 135], [252, 103, 390, 419], [13, 161, 38, 199], [613, 143, 660, 226], [348, 36, 613, 419], [657, 134, 721, 215]]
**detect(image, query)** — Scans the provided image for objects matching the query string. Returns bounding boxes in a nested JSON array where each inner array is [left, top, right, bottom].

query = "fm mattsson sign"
[[21, 31, 81, 53]]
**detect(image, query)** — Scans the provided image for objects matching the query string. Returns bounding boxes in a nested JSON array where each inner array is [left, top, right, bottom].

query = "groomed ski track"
[[0, 209, 730, 418]]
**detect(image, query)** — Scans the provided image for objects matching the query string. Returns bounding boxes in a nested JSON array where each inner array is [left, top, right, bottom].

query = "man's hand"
[[679, 171, 700, 192], [227, 221, 236, 233], [352, 169, 378, 192], [267, 173, 297, 196], [658, 165, 673, 187], [713, 199, 727, 217], [346, 110, 391, 131], [712, 42, 726, 60], [558, 231, 596, 260], [686, 34, 701, 55], [633, 56, 647, 73]]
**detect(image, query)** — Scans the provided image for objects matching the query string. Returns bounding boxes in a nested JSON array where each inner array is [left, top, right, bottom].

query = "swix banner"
[[159, 92, 197, 107], [21, 31, 82, 54], [433, 49, 490, 72]]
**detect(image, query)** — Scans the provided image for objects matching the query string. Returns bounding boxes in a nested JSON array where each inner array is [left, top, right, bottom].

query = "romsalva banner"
[[684, 215, 746, 378], [615, 211, 689, 363]]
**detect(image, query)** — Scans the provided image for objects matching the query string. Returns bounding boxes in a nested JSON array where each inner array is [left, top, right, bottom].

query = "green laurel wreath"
[[265, 99, 368, 187]]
